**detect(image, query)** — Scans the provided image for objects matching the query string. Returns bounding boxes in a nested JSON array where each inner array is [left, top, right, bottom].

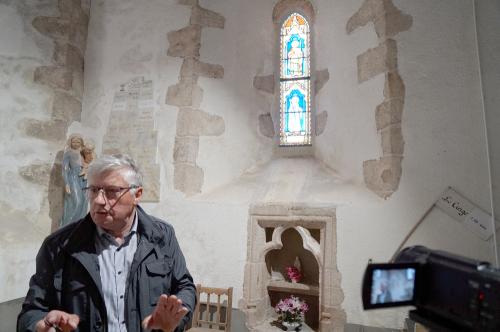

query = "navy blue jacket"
[[17, 206, 196, 332]]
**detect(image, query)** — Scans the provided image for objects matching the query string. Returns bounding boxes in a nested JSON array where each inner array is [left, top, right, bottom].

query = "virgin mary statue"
[[60, 134, 89, 227]]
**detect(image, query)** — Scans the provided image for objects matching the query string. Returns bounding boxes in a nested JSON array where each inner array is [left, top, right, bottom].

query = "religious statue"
[[79, 142, 95, 180], [60, 134, 90, 227]]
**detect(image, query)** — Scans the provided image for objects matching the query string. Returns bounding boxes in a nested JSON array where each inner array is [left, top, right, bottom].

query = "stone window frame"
[[273, 1, 316, 157]]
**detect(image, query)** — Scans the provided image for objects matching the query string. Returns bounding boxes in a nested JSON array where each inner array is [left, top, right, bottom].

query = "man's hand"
[[142, 295, 189, 332], [35, 310, 79, 332]]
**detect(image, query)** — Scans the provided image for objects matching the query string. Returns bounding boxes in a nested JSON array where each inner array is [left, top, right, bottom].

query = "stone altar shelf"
[[267, 280, 319, 296]]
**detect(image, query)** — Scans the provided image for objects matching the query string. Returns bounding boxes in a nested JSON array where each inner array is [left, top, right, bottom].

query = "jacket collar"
[[62, 205, 161, 253]]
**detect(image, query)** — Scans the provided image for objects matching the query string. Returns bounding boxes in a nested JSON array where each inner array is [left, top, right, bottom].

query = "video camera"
[[362, 246, 500, 331]]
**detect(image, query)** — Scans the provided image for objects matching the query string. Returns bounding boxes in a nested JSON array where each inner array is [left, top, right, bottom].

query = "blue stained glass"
[[285, 89, 306, 133], [280, 13, 311, 146], [285, 34, 306, 77]]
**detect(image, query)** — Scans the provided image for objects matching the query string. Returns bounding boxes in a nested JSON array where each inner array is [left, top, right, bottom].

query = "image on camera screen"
[[370, 267, 416, 305]]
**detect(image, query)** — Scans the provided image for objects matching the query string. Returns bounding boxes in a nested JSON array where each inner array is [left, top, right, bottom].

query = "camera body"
[[362, 246, 500, 331]]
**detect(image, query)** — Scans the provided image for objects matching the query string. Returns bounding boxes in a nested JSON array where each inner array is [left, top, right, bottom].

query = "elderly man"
[[18, 154, 196, 332]]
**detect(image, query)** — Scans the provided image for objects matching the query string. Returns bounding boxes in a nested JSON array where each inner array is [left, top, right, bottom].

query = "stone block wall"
[[22, 0, 89, 142], [167, 0, 225, 195], [347, 0, 412, 199]]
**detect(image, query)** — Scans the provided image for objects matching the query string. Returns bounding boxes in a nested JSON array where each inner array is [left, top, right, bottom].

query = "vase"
[[282, 321, 301, 331]]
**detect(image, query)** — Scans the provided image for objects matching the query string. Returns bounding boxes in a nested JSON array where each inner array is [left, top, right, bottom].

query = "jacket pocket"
[[146, 259, 173, 305]]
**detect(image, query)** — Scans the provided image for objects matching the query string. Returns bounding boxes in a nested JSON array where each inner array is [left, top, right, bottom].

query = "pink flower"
[[274, 295, 309, 324], [286, 266, 302, 283]]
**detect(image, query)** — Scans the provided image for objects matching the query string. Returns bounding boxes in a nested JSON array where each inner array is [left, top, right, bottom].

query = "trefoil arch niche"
[[241, 204, 346, 331]]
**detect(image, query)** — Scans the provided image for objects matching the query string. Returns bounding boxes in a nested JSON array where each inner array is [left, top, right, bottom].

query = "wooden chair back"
[[190, 284, 233, 331]]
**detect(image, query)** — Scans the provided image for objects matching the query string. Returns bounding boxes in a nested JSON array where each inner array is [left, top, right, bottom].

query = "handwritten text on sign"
[[436, 187, 494, 241]]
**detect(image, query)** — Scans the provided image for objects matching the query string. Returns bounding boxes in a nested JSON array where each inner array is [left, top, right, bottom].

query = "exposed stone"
[[20, 119, 68, 141], [253, 75, 274, 94], [34, 66, 73, 90], [196, 60, 224, 79], [174, 163, 203, 195], [381, 125, 404, 155], [315, 111, 328, 135], [173, 136, 199, 163], [176, 108, 225, 137], [59, 0, 85, 19], [32, 0, 89, 52], [348, 0, 408, 199], [357, 39, 397, 82], [166, 80, 203, 107], [347, 0, 374, 33], [47, 154, 64, 230], [141, 164, 160, 202], [32, 17, 71, 41], [346, 0, 412, 40], [258, 113, 275, 138], [191, 5, 225, 29], [314, 69, 329, 94], [52, 91, 81, 122], [363, 156, 403, 198], [384, 71, 405, 99], [180, 58, 197, 80], [70, 21, 89, 53], [28, 0, 88, 145], [375, 99, 403, 130], [54, 42, 84, 71], [373, 8, 412, 40], [167, 25, 202, 58], [167, 3, 226, 196], [273, 0, 315, 24], [19, 162, 53, 186], [71, 70, 84, 99]]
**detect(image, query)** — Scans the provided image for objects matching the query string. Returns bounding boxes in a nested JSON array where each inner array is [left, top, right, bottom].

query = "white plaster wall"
[[475, 0, 500, 263], [81, 0, 497, 329], [314, 0, 383, 182], [322, 0, 494, 328], [1, 1, 496, 331], [81, 0, 274, 307], [0, 0, 60, 302], [197, 0, 276, 192]]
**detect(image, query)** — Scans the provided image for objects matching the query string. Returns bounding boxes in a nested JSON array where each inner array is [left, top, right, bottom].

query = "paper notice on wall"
[[436, 187, 494, 241]]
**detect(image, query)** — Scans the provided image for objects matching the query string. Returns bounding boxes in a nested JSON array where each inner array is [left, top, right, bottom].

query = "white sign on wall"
[[436, 187, 494, 241]]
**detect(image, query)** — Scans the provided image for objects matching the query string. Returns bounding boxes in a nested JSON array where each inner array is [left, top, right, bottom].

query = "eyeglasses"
[[83, 185, 139, 200]]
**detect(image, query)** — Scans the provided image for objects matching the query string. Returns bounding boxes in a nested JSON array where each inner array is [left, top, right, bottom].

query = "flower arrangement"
[[286, 266, 303, 283], [275, 295, 309, 324]]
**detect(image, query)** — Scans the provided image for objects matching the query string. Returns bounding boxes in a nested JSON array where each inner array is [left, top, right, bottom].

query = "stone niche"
[[242, 204, 345, 331]]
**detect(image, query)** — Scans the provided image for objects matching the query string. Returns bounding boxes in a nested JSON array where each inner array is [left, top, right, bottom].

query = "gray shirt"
[[95, 212, 138, 332]]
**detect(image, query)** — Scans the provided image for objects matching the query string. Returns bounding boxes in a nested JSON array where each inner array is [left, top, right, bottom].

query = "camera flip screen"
[[362, 263, 419, 309]]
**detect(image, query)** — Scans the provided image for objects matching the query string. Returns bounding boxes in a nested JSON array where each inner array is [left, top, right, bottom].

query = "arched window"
[[280, 13, 311, 146]]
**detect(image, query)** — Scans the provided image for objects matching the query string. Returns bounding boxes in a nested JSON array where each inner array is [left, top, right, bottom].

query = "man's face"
[[88, 169, 142, 234]]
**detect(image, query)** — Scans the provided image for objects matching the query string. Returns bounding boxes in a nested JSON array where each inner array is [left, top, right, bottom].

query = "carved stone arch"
[[259, 225, 322, 269], [272, 0, 315, 25], [243, 204, 346, 331]]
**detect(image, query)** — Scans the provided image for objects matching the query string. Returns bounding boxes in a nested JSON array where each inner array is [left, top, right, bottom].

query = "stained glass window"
[[280, 13, 311, 146]]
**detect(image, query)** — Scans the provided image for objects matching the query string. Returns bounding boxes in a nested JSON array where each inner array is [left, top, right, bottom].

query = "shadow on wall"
[[49, 150, 64, 232]]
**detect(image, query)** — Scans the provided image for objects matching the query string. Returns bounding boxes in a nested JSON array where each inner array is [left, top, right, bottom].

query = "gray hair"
[[87, 154, 143, 187]]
